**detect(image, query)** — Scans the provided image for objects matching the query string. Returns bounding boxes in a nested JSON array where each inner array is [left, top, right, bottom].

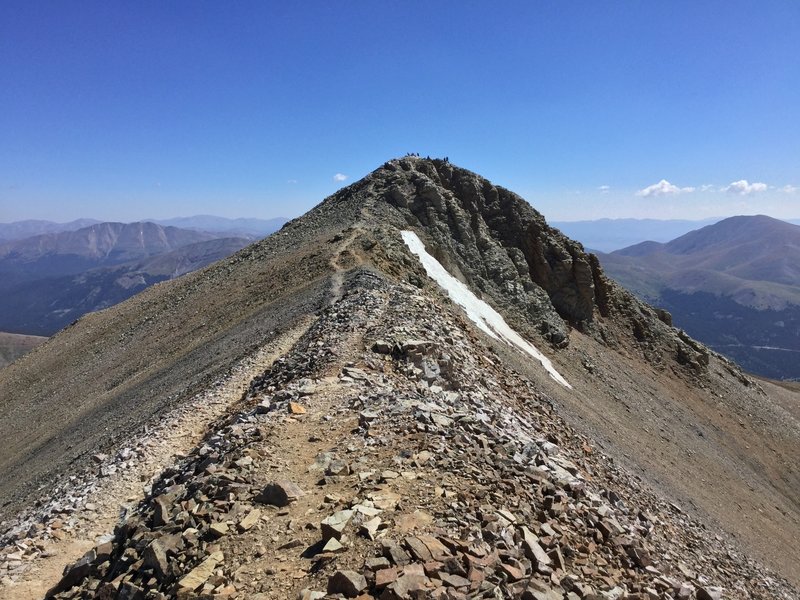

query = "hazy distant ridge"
[[147, 215, 287, 237], [598, 215, 800, 379], [0, 215, 287, 241], [0, 222, 254, 336], [0, 219, 101, 241], [0, 221, 224, 285], [553, 217, 800, 252]]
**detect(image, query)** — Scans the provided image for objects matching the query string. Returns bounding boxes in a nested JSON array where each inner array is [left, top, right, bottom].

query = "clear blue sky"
[[1, 1, 798, 223]]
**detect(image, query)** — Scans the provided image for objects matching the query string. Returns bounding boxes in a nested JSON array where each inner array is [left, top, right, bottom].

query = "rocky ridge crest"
[[0, 158, 797, 599], [327, 157, 720, 375], [33, 270, 795, 599]]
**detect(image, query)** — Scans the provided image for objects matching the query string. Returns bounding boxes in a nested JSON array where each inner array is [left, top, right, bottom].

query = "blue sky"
[[1, 1, 798, 223]]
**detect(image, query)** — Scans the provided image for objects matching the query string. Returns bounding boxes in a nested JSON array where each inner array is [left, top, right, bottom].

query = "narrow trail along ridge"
[[30, 271, 798, 599], [0, 320, 313, 600]]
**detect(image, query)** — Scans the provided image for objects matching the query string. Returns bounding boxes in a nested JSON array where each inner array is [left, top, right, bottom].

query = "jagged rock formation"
[[381, 159, 601, 338], [302, 158, 712, 373], [0, 158, 798, 599]]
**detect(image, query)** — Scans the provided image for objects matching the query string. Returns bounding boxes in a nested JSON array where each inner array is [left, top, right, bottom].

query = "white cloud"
[[724, 180, 768, 195], [636, 179, 695, 197], [287, 179, 298, 184], [333, 173, 348, 182], [597, 185, 611, 193], [781, 184, 797, 194], [699, 184, 715, 192]]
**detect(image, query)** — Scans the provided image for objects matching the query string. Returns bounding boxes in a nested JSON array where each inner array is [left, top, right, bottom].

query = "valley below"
[[598, 215, 800, 381], [0, 222, 258, 337], [653, 290, 800, 380]]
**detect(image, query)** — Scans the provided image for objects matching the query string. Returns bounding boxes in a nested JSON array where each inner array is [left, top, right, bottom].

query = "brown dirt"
[[0, 224, 341, 525], [32, 268, 798, 598]]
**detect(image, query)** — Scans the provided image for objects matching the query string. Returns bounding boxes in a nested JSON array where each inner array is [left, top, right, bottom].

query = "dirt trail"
[[2, 212, 367, 600], [328, 202, 373, 304], [19, 270, 800, 599], [328, 226, 365, 304], [0, 319, 314, 600], [227, 377, 371, 595]]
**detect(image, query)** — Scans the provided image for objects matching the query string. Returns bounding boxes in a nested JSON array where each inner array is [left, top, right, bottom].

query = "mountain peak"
[[664, 214, 799, 255], [600, 212, 800, 378], [1, 159, 798, 598], [339, 156, 690, 366]]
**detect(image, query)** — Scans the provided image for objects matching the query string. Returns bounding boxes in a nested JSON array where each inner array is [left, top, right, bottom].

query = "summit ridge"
[[0, 157, 798, 599]]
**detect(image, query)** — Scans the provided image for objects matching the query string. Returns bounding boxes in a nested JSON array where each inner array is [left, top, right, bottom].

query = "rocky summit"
[[0, 157, 798, 600]]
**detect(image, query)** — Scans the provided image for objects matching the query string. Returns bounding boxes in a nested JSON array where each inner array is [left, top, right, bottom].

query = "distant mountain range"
[[0, 222, 254, 336], [553, 217, 800, 252], [146, 215, 288, 237], [5, 213, 799, 379], [598, 215, 800, 379], [0, 215, 287, 241], [0, 218, 102, 241], [0, 221, 224, 279]]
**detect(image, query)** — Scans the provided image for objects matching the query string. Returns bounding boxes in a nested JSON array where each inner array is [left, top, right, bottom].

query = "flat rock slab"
[[322, 537, 345, 553], [178, 553, 221, 592], [321, 509, 354, 540], [237, 508, 261, 532], [521, 526, 552, 567], [327, 569, 367, 597], [288, 401, 307, 414]]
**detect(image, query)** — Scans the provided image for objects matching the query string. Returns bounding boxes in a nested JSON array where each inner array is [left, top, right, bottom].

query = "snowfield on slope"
[[401, 230, 571, 388]]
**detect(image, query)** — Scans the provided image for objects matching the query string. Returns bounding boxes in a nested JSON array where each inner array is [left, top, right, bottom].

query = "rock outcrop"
[[317, 156, 731, 376]]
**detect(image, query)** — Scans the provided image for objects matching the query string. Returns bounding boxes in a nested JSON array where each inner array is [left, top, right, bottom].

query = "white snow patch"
[[401, 230, 571, 388]]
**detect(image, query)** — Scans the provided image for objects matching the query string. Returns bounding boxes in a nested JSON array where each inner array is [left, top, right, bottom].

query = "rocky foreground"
[[5, 270, 793, 599]]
